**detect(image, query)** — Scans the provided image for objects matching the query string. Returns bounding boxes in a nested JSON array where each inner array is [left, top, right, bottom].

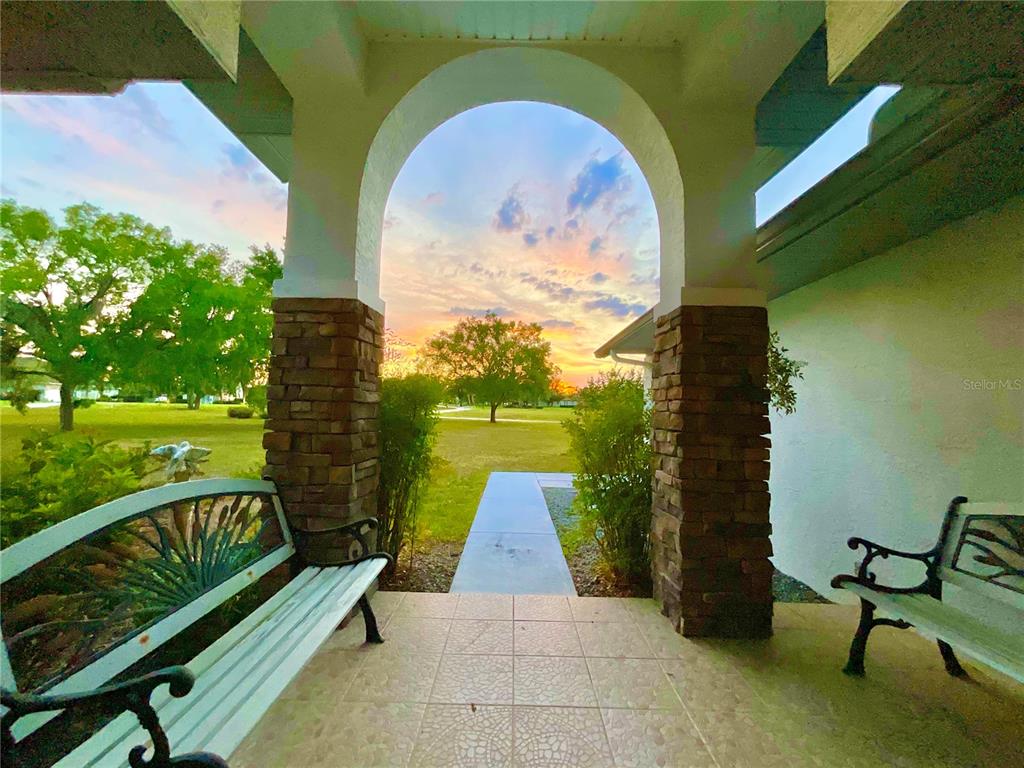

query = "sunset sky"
[[0, 83, 895, 385]]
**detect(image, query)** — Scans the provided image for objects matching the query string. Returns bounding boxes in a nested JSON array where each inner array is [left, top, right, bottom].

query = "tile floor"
[[231, 591, 1024, 768]]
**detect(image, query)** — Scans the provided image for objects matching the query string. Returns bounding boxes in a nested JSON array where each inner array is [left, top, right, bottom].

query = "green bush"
[[1, 377, 41, 414], [73, 397, 96, 409], [767, 330, 806, 415], [227, 405, 254, 419], [245, 385, 268, 418], [0, 431, 154, 547], [377, 374, 443, 561], [564, 369, 652, 587]]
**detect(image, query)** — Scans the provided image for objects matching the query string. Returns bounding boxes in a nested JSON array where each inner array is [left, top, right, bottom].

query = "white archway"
[[355, 47, 685, 312]]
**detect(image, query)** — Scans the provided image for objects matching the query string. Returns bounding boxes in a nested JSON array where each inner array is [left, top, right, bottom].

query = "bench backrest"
[[0, 478, 293, 707], [937, 501, 1024, 624]]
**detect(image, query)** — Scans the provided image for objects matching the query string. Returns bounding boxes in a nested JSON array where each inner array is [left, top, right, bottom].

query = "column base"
[[650, 303, 773, 639]]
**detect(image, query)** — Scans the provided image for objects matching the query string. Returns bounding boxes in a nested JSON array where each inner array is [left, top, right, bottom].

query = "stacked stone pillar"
[[262, 298, 383, 554], [650, 304, 773, 638]]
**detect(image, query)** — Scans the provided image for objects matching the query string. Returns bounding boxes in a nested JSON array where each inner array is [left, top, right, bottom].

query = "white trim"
[[271, 273, 386, 315], [12, 543, 295, 741], [0, 479, 279, 583], [678, 286, 767, 307]]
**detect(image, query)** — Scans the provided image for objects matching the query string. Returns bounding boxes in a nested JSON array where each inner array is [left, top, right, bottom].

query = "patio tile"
[[446, 619, 514, 655], [393, 591, 459, 618], [277, 649, 361, 701], [230, 698, 325, 768], [586, 657, 681, 710], [685, 703, 790, 768], [409, 704, 514, 768], [619, 597, 664, 623], [576, 621, 654, 658], [569, 596, 633, 623], [660, 658, 757, 710], [513, 706, 613, 768], [600, 708, 716, 768], [431, 654, 514, 704], [343, 649, 441, 703], [514, 594, 572, 621], [455, 592, 514, 620], [514, 655, 597, 706], [366, 616, 451, 655], [513, 620, 582, 656], [309, 702, 425, 767]]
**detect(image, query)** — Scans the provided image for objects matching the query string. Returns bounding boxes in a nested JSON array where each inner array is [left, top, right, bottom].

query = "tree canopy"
[[423, 313, 556, 422]]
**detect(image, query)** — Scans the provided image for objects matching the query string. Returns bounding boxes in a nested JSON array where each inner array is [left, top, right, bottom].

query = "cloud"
[[493, 190, 526, 231], [423, 191, 445, 206], [545, 225, 557, 239], [540, 319, 576, 329], [607, 204, 639, 231], [567, 153, 631, 213], [383, 214, 399, 230], [520, 273, 581, 302], [590, 272, 609, 284], [588, 237, 603, 255], [584, 295, 648, 317], [523, 231, 540, 247], [448, 306, 512, 318]]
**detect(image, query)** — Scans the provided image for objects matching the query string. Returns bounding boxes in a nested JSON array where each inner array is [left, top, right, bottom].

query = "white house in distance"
[[3, 1, 1022, 640]]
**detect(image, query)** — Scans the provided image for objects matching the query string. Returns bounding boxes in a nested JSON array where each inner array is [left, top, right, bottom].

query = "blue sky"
[[1, 84, 896, 383]]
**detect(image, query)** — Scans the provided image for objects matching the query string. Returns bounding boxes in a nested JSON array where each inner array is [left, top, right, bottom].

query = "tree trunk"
[[489, 402, 498, 423], [59, 382, 74, 431], [187, 391, 200, 410]]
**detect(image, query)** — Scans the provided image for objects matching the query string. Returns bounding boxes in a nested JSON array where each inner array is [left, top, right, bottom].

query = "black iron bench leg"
[[358, 594, 385, 644], [937, 640, 967, 677], [843, 599, 876, 676]]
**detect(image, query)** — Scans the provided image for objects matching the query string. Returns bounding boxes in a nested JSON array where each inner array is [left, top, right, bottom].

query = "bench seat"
[[841, 580, 1024, 683], [59, 560, 386, 767]]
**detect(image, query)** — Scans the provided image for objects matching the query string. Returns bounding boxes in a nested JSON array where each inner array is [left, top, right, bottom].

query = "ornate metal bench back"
[[0, 479, 293, 712], [937, 502, 1024, 609]]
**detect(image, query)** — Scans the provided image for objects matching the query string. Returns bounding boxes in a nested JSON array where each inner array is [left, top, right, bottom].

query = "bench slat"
[[844, 582, 1024, 682], [55, 566, 325, 768]]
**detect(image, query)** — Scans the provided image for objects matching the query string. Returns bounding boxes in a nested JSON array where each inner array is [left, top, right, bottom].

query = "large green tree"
[[0, 200, 170, 430], [423, 313, 556, 422]]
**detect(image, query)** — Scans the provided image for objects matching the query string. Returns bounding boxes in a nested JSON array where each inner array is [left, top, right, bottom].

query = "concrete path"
[[449, 472, 577, 595]]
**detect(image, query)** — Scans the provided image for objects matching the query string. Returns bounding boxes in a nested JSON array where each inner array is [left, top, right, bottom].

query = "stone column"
[[650, 302, 773, 638], [262, 298, 383, 550]]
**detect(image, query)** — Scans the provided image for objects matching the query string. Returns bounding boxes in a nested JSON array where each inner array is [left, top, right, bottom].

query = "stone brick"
[[649, 303, 772, 639]]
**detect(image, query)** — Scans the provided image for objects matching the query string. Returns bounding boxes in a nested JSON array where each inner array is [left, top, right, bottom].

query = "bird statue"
[[151, 441, 213, 482]]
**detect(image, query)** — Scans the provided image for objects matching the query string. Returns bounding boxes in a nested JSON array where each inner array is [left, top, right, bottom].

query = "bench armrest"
[[1, 667, 228, 768], [290, 517, 395, 568], [830, 536, 938, 595]]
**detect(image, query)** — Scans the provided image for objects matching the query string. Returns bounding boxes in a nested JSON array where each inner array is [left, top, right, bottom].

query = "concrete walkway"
[[450, 472, 576, 595]]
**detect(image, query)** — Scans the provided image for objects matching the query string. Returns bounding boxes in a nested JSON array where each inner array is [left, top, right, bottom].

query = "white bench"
[[0, 479, 391, 767], [832, 497, 1023, 682]]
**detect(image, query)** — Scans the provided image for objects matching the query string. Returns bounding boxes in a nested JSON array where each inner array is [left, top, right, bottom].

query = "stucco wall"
[[768, 195, 1024, 601]]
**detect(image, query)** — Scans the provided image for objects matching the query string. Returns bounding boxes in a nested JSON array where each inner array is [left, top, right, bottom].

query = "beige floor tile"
[[230, 698, 327, 768], [369, 589, 407, 620], [514, 655, 597, 706], [689, 705, 790, 768], [393, 591, 459, 618], [446, 619, 514, 655], [410, 704, 514, 768], [431, 653, 514, 704], [325, 612, 380, 651], [587, 657, 681, 710], [600, 708, 716, 768], [377, 616, 452, 655], [514, 594, 573, 621], [513, 706, 613, 768], [660, 658, 757, 710], [343, 649, 441, 703], [576, 621, 654, 658], [456, 592, 514, 620], [569, 596, 633, 623], [308, 701, 425, 767], [277, 649, 362, 701], [514, 620, 582, 656], [619, 597, 665, 623]]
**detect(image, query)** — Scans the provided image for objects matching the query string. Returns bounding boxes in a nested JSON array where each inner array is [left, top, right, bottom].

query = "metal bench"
[[832, 497, 1023, 681], [0, 479, 391, 767]]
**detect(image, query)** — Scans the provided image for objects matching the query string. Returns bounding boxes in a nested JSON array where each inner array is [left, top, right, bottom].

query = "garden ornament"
[[151, 441, 212, 482]]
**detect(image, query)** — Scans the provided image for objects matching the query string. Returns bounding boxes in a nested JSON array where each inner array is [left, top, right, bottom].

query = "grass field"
[[1, 402, 574, 544]]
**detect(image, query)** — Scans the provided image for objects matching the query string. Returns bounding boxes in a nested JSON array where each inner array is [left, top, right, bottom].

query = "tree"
[[423, 313, 556, 422], [0, 200, 170, 430]]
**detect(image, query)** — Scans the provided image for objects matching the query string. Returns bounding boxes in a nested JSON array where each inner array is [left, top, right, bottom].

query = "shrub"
[[0, 431, 154, 547], [245, 385, 268, 418], [377, 374, 444, 561], [1, 377, 41, 414], [767, 330, 806, 415], [227, 405, 254, 419], [564, 369, 652, 587], [73, 397, 96, 409]]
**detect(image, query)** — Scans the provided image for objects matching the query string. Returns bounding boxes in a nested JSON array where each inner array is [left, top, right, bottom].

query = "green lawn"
[[1, 402, 575, 545]]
